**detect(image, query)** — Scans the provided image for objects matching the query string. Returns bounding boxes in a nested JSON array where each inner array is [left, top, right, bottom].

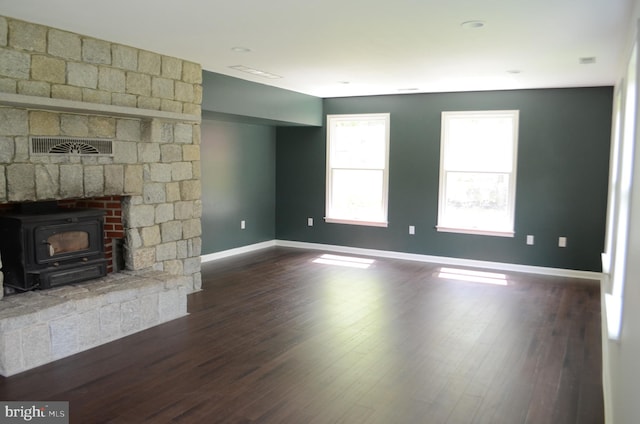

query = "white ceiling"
[[0, 0, 634, 98]]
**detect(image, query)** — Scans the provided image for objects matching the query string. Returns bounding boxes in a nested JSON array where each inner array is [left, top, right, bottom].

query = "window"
[[325, 113, 390, 227], [437, 110, 519, 237]]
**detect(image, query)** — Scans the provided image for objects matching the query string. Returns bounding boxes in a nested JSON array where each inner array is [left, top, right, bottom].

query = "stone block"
[[138, 142, 160, 163], [182, 145, 200, 161], [99, 303, 121, 340], [194, 200, 202, 218], [77, 309, 100, 349], [9, 20, 46, 52], [192, 124, 201, 145], [83, 38, 111, 65], [29, 110, 60, 135], [174, 81, 194, 103], [183, 257, 201, 275], [137, 96, 161, 110], [52, 84, 82, 101], [131, 247, 156, 270], [126, 72, 151, 96], [193, 84, 203, 104], [124, 164, 143, 194], [139, 50, 161, 75], [192, 161, 201, 179], [174, 201, 194, 220], [156, 242, 177, 261], [31, 55, 66, 83], [161, 220, 182, 242], [180, 179, 201, 200], [7, 163, 35, 201], [84, 165, 105, 197], [149, 163, 172, 182], [112, 44, 137, 70], [113, 141, 138, 164], [88, 116, 116, 138], [17, 80, 50, 97], [140, 293, 159, 327], [0, 16, 6, 47], [143, 182, 166, 204], [112, 93, 137, 107], [174, 123, 193, 144], [188, 237, 202, 257], [160, 99, 183, 113], [121, 298, 142, 334], [141, 225, 161, 247], [165, 182, 180, 202], [182, 61, 202, 84], [183, 103, 201, 116], [98, 66, 126, 93], [0, 108, 28, 136], [0, 137, 15, 163], [192, 272, 202, 291], [177, 240, 187, 259], [82, 88, 112, 105], [104, 164, 124, 195], [116, 119, 142, 141], [127, 203, 156, 227], [67, 62, 98, 89], [14, 137, 29, 161], [0, 329, 22, 376], [60, 114, 89, 137], [155, 203, 174, 224], [0, 77, 16, 93], [160, 123, 174, 143], [171, 162, 192, 181], [163, 260, 183, 275], [126, 228, 142, 250], [0, 166, 5, 201], [22, 324, 51, 369], [50, 315, 79, 359], [152, 77, 174, 99], [158, 289, 185, 322], [35, 164, 60, 200], [162, 56, 182, 80], [60, 164, 84, 198], [182, 218, 202, 239], [0, 48, 30, 79], [161, 144, 182, 162], [48, 28, 81, 60]]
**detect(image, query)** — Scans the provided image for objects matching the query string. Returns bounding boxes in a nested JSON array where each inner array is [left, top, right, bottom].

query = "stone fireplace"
[[0, 16, 203, 376]]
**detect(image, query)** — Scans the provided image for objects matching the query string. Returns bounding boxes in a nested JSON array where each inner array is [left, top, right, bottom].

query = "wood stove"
[[0, 203, 107, 293]]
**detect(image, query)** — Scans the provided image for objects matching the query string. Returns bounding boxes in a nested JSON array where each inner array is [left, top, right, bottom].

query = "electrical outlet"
[[308, 217, 313, 227], [409, 225, 415, 235], [526, 235, 534, 245], [241, 220, 246, 230], [559, 236, 567, 248]]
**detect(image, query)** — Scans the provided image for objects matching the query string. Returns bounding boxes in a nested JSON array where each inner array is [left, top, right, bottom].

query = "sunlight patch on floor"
[[438, 267, 508, 286], [312, 254, 375, 269]]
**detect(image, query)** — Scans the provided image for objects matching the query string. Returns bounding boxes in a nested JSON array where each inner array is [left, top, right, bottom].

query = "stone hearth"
[[0, 15, 203, 376]]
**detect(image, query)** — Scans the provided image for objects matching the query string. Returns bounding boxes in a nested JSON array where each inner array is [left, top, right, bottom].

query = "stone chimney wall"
[[0, 15, 203, 296]]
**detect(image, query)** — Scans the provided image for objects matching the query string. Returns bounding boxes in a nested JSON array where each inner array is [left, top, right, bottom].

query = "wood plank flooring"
[[0, 247, 604, 423]]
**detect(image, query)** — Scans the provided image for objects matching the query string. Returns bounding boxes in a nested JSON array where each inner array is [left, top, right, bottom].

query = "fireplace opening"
[[0, 197, 125, 296]]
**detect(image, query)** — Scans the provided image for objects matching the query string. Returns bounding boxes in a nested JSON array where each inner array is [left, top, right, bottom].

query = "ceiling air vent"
[[30, 137, 113, 156]]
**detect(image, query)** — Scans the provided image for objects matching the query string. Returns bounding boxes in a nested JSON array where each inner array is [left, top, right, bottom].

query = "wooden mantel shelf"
[[0, 92, 201, 123]]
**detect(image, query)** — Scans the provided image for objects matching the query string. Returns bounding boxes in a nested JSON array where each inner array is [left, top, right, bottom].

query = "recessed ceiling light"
[[229, 65, 282, 79], [461, 20, 485, 29], [398, 88, 419, 92], [506, 70, 522, 74], [579, 57, 596, 64], [338, 81, 350, 85], [231, 47, 251, 53]]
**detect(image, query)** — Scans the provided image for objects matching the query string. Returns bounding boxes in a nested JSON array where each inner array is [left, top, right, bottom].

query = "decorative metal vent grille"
[[30, 137, 113, 156]]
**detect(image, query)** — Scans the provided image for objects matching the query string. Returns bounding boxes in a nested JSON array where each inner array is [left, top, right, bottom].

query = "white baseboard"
[[200, 240, 276, 263], [274, 240, 603, 281], [200, 239, 602, 280]]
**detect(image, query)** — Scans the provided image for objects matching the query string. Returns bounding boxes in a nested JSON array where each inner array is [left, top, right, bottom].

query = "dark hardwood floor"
[[0, 247, 603, 423]]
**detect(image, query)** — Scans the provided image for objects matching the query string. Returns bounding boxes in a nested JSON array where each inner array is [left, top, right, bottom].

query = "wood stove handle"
[[42, 240, 55, 257]]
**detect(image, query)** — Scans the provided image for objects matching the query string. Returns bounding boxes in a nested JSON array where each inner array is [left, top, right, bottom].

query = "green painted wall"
[[201, 119, 276, 254], [275, 87, 613, 271], [201, 71, 323, 126]]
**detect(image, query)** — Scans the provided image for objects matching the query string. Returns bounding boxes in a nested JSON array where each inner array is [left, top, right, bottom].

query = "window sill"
[[324, 217, 388, 228], [436, 226, 515, 238]]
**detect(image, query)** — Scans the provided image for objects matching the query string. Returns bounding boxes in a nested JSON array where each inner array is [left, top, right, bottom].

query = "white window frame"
[[325, 113, 390, 227], [437, 110, 519, 237]]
